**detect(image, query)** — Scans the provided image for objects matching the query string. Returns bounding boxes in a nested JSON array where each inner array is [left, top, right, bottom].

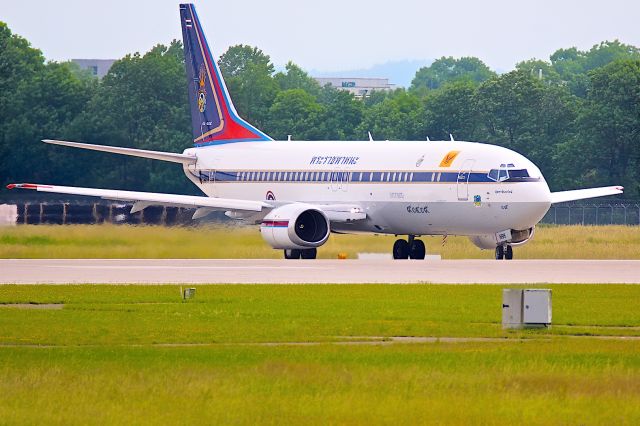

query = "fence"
[[5, 202, 205, 226], [3, 200, 639, 226], [541, 201, 640, 226]]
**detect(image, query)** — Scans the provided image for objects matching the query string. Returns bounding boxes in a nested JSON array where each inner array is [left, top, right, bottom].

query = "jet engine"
[[260, 204, 330, 249], [469, 227, 535, 249]]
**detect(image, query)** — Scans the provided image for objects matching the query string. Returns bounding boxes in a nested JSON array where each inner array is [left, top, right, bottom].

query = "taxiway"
[[1, 259, 639, 284]]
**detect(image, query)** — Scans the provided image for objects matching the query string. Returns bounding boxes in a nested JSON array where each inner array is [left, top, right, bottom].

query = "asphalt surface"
[[1, 259, 639, 284]]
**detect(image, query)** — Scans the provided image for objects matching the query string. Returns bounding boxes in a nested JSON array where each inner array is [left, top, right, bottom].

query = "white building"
[[72, 59, 116, 78], [314, 77, 395, 99]]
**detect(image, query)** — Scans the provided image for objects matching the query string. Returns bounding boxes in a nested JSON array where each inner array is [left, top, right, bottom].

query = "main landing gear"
[[284, 248, 317, 259], [495, 244, 513, 260], [393, 235, 426, 260]]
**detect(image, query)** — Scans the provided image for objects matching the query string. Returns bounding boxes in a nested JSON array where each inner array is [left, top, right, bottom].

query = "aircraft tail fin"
[[179, 3, 272, 146]]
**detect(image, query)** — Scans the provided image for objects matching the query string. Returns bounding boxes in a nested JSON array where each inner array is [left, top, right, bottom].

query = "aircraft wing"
[[550, 186, 624, 204], [6, 183, 271, 217], [6, 183, 367, 223]]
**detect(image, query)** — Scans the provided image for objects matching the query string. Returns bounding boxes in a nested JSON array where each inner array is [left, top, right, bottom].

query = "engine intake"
[[260, 204, 330, 249]]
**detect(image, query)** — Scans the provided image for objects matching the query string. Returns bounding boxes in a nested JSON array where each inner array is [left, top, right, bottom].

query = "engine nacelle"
[[469, 227, 535, 250], [260, 204, 330, 249]]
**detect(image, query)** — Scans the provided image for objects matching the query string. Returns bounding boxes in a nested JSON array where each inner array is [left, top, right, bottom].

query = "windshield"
[[487, 167, 536, 182]]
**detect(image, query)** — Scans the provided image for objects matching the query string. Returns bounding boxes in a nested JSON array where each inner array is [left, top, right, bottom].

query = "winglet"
[[6, 183, 49, 190]]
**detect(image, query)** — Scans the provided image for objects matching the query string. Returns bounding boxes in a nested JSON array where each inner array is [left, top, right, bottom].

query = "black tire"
[[505, 245, 513, 260], [284, 249, 302, 259], [495, 245, 504, 260], [393, 239, 410, 259], [409, 239, 426, 260], [300, 248, 317, 259]]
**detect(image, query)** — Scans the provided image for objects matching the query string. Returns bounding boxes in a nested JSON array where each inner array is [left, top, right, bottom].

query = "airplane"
[[7, 3, 623, 260]]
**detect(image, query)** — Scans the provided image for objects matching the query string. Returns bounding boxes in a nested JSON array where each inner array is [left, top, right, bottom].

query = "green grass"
[[1, 224, 640, 259], [0, 284, 639, 424]]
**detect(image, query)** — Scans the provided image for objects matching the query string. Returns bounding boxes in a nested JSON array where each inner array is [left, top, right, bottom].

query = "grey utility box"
[[502, 289, 552, 329]]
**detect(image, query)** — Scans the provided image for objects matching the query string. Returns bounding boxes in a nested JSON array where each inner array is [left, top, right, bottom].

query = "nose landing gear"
[[495, 244, 513, 260], [393, 235, 426, 260]]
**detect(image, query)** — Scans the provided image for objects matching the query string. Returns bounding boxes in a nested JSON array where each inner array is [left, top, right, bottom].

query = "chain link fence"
[[3, 199, 639, 226], [541, 201, 640, 226], [2, 201, 217, 226]]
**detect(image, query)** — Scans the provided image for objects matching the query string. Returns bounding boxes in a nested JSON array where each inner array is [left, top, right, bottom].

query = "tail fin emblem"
[[197, 64, 207, 113]]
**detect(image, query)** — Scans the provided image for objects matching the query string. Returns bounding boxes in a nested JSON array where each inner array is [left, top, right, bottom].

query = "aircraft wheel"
[[300, 248, 317, 259], [393, 239, 410, 259], [505, 245, 513, 260], [284, 249, 302, 259], [495, 245, 504, 260], [409, 239, 426, 260]]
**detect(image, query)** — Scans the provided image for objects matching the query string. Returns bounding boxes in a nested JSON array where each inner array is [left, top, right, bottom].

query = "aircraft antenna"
[[368, 132, 374, 142], [449, 134, 455, 142]]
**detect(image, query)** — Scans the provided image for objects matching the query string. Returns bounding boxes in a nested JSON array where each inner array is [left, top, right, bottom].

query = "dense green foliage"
[[1, 22, 639, 196]]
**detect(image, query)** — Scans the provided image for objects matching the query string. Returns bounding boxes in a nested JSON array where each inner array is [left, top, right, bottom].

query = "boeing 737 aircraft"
[[8, 3, 623, 260]]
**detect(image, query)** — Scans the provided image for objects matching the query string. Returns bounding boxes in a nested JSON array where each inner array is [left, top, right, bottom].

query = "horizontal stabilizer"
[[43, 140, 196, 165], [550, 186, 623, 204], [7, 183, 271, 212]]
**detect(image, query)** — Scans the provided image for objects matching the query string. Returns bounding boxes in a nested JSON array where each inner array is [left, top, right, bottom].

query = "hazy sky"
[[2, 0, 639, 72]]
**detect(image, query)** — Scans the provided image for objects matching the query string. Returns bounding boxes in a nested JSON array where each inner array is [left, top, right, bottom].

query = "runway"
[[1, 259, 639, 284]]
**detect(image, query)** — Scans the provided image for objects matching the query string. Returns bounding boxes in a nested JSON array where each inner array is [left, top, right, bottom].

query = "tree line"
[[1, 22, 639, 198]]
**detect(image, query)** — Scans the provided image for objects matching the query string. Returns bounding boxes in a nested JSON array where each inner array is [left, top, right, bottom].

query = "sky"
[[2, 0, 639, 73]]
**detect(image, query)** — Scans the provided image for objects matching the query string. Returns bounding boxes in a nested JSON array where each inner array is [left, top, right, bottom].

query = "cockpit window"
[[488, 167, 536, 182], [487, 168, 509, 182], [507, 169, 530, 179]]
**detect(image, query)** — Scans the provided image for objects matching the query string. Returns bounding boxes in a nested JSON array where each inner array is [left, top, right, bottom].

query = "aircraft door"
[[330, 170, 339, 192], [207, 158, 220, 197], [330, 169, 349, 192], [342, 171, 350, 192], [457, 159, 475, 201]]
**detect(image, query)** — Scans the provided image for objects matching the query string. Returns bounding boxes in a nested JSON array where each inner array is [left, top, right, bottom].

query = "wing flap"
[[7, 183, 271, 212], [550, 186, 624, 204]]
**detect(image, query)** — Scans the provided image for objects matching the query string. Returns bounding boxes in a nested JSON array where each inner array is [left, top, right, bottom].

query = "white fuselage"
[[182, 140, 552, 236]]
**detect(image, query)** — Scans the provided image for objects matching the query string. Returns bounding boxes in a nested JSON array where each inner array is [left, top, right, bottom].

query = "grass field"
[[1, 224, 640, 259], [1, 284, 639, 424]]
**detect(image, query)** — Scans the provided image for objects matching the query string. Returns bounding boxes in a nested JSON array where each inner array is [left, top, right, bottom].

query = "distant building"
[[314, 77, 395, 99], [72, 59, 116, 78]]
